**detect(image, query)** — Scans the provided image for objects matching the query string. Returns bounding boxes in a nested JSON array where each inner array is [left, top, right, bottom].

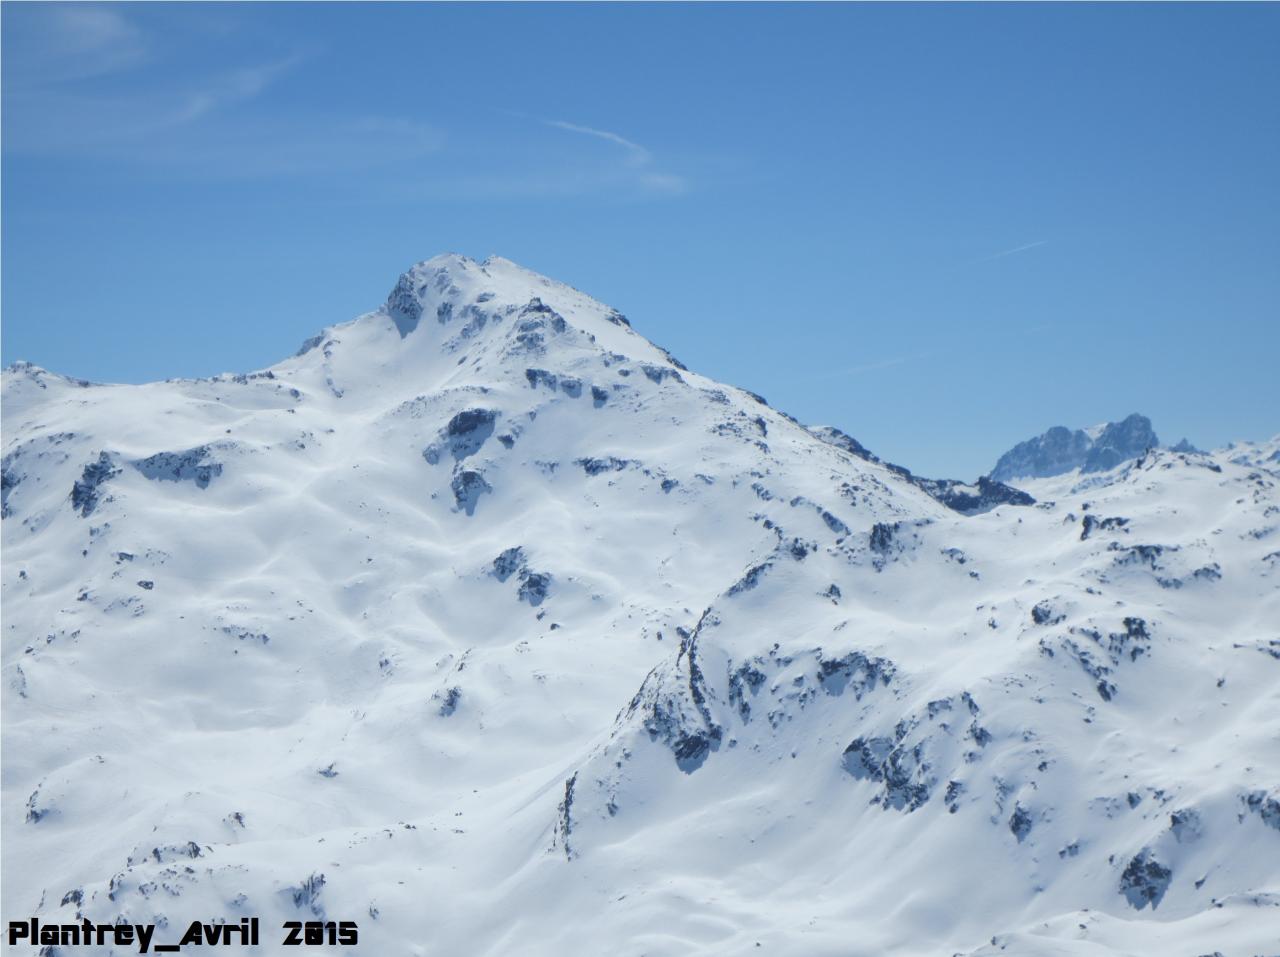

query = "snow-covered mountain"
[[3, 254, 1278, 956]]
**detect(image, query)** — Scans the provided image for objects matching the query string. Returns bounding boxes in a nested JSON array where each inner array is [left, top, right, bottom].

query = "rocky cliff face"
[[1082, 414, 1161, 474], [3, 255, 1278, 956], [990, 424, 1095, 482]]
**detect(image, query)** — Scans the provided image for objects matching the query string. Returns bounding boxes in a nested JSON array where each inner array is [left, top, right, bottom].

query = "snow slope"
[[3, 254, 1278, 956]]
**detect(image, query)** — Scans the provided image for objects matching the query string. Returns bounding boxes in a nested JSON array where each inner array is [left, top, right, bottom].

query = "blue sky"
[[3, 3, 1277, 477]]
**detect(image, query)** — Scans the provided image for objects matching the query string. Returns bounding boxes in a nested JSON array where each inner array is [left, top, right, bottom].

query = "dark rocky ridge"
[[808, 426, 1034, 515]]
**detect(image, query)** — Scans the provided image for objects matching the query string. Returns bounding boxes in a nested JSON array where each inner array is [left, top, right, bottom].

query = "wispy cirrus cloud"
[[2, 7, 442, 178], [2, 8, 688, 197], [974, 240, 1049, 264], [545, 120, 651, 163], [170, 56, 306, 125], [812, 351, 934, 380], [7, 53, 313, 153], [542, 117, 687, 196], [4, 6, 309, 157], [1, 58, 360, 169], [3, 5, 148, 86]]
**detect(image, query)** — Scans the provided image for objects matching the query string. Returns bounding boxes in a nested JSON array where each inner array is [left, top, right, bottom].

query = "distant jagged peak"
[[989, 413, 1161, 482]]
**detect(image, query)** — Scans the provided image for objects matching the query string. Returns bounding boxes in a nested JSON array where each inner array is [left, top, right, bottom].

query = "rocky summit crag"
[[3, 254, 1279, 956]]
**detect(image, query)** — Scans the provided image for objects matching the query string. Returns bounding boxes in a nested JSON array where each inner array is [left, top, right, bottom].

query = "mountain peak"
[[380, 253, 619, 342], [276, 254, 689, 410]]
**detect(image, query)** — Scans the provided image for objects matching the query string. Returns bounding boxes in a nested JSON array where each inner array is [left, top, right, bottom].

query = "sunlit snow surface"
[[3, 255, 1278, 955]]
